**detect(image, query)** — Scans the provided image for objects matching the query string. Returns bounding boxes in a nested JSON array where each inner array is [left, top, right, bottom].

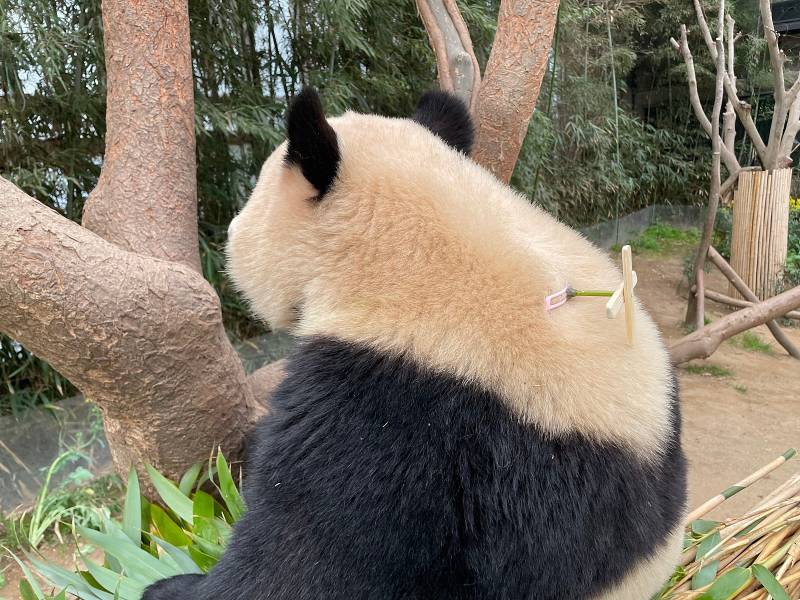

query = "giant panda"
[[143, 88, 686, 600]]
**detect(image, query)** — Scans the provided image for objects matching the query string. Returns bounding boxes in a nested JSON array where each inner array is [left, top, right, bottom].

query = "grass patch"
[[731, 331, 773, 355], [613, 223, 700, 255], [732, 384, 748, 395], [684, 364, 734, 378]]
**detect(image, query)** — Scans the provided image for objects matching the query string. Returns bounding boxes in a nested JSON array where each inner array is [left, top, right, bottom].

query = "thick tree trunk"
[[0, 180, 263, 482], [471, 0, 560, 182], [0, 0, 277, 484], [83, 0, 200, 272]]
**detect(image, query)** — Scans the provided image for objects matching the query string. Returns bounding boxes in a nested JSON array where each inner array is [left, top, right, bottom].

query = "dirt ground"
[[633, 250, 799, 522], [1, 246, 798, 598]]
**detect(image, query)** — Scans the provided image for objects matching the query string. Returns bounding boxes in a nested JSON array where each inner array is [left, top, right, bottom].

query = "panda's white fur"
[[143, 90, 686, 600], [228, 110, 673, 463]]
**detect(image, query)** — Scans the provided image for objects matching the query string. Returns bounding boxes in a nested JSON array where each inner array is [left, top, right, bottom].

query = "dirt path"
[[633, 251, 799, 521]]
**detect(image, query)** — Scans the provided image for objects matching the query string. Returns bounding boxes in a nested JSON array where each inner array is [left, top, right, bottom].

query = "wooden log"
[[703, 288, 800, 320], [708, 246, 800, 358], [670, 284, 800, 364]]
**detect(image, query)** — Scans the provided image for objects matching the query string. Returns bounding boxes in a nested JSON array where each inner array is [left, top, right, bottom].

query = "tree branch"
[[760, 0, 789, 163], [0, 178, 260, 481], [690, 15, 727, 331], [670, 28, 740, 174], [779, 93, 800, 162], [703, 288, 800, 320], [689, 0, 768, 166], [415, 0, 481, 111], [471, 0, 560, 182], [670, 283, 800, 364], [82, 0, 200, 271], [723, 15, 736, 152], [707, 247, 800, 358]]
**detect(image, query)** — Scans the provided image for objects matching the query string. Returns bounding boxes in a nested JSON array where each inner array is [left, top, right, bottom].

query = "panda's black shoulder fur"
[[413, 90, 474, 155], [144, 337, 686, 600]]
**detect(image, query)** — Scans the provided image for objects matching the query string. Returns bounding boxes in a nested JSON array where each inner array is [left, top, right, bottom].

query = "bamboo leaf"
[[215, 451, 245, 521], [752, 564, 789, 600], [145, 465, 194, 523], [179, 463, 203, 496], [697, 567, 751, 600], [121, 468, 141, 544]]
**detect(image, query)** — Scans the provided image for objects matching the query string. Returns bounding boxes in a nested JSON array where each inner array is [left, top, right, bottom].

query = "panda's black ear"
[[285, 88, 340, 198], [412, 91, 474, 155]]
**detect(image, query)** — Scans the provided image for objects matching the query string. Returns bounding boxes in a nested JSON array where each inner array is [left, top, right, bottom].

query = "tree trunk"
[[471, 0, 560, 182], [729, 168, 791, 300], [0, 0, 274, 484], [0, 180, 266, 483], [83, 0, 200, 272]]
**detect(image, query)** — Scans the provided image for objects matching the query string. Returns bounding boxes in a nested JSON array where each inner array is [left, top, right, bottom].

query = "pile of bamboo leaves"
[[657, 449, 800, 599]]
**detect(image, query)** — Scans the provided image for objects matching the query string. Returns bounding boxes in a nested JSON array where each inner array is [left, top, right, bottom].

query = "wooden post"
[[729, 168, 792, 299]]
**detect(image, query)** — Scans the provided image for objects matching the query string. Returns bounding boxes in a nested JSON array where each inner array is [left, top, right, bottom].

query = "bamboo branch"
[[707, 246, 800, 358], [415, 0, 481, 111]]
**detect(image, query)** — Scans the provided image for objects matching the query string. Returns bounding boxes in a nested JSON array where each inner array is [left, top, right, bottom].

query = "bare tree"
[[669, 0, 800, 363], [0, 0, 559, 480]]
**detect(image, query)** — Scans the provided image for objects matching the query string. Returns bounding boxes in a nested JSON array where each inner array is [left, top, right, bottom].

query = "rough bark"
[[0, 180, 262, 481], [82, 0, 200, 271], [471, 0, 560, 182], [670, 284, 800, 364]]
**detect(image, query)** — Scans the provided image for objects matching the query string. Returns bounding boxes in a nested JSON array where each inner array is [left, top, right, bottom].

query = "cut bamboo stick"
[[686, 449, 797, 523]]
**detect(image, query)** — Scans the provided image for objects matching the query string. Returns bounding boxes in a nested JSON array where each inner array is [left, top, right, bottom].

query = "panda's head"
[[226, 87, 474, 330]]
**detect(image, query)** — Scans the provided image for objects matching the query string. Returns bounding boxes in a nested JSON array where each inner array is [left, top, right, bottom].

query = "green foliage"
[[731, 331, 773, 355], [2, 419, 121, 551], [613, 224, 700, 254], [0, 337, 75, 416], [684, 364, 734, 378], [511, 0, 716, 227], [784, 200, 800, 289], [12, 453, 244, 599]]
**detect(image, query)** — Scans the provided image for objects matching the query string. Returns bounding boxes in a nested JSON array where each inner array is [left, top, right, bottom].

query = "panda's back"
[[204, 336, 686, 600]]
